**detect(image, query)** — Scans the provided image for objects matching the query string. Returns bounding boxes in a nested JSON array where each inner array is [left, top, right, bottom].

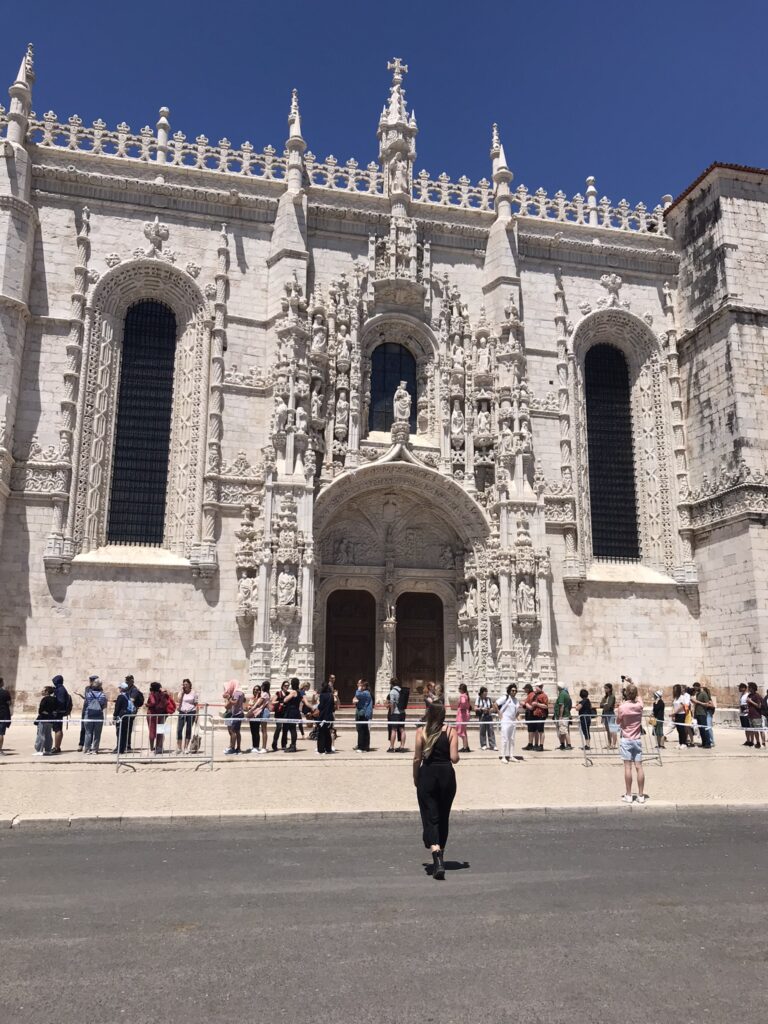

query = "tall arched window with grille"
[[584, 343, 640, 560], [368, 342, 417, 432], [107, 300, 177, 545]]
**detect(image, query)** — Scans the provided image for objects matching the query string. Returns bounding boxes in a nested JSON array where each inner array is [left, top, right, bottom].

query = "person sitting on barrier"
[[617, 682, 646, 804], [576, 688, 594, 750], [554, 683, 573, 751], [112, 681, 135, 755], [222, 679, 245, 755], [600, 683, 618, 750], [176, 679, 198, 754], [147, 682, 173, 755], [0, 677, 11, 756], [82, 676, 107, 755], [746, 682, 764, 751], [34, 685, 57, 756]]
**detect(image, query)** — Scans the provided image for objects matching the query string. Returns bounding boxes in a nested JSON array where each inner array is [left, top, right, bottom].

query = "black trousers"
[[248, 720, 261, 748], [356, 721, 370, 751], [272, 721, 287, 750], [674, 711, 688, 745], [116, 717, 129, 753], [282, 722, 297, 749], [416, 763, 457, 850], [317, 722, 333, 753]]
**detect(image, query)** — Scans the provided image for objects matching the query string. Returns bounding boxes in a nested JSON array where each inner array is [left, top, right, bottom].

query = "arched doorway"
[[396, 592, 444, 689], [324, 589, 376, 704]]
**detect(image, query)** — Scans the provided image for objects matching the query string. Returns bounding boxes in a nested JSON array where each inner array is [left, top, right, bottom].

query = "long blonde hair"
[[422, 703, 447, 759]]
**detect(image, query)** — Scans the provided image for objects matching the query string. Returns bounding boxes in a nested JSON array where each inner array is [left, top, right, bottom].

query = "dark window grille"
[[368, 342, 417, 432], [107, 300, 177, 545], [584, 343, 640, 560]]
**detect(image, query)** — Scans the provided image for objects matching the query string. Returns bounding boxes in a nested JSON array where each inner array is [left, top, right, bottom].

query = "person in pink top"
[[455, 682, 472, 753], [616, 681, 646, 804]]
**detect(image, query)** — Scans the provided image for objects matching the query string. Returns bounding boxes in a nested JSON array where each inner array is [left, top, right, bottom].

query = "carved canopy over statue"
[[393, 380, 411, 423]]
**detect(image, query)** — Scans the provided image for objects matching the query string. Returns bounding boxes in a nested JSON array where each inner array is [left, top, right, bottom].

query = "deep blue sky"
[[3, 0, 766, 206]]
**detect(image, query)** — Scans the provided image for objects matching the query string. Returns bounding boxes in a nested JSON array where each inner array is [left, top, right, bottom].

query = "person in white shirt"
[[496, 684, 519, 763]]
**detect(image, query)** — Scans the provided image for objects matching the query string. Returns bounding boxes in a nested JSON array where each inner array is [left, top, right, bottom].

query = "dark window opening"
[[107, 300, 177, 545], [584, 343, 640, 560], [368, 342, 417, 432]]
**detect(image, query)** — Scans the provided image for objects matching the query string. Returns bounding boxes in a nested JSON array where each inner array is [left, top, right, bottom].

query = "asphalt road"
[[2, 810, 765, 1024]]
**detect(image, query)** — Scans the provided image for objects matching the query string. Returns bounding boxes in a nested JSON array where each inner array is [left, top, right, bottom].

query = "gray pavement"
[[2, 810, 765, 1024]]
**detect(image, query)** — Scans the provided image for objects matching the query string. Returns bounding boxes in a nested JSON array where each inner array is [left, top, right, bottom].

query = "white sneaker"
[[636, 794, 648, 804], [621, 794, 634, 804], [331, 747, 337, 753]]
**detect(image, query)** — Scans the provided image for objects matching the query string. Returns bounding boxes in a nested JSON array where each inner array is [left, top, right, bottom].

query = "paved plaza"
[[2, 810, 766, 1024], [1, 717, 767, 824]]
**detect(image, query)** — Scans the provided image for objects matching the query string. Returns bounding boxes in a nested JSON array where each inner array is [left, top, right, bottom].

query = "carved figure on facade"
[[450, 400, 465, 439], [487, 579, 500, 616], [277, 568, 298, 606], [393, 380, 411, 423], [517, 578, 535, 614]]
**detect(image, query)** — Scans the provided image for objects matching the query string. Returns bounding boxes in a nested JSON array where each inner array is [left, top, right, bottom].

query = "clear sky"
[[3, 0, 766, 206]]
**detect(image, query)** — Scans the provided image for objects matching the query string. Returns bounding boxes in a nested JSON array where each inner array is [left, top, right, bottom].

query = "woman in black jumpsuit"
[[413, 703, 459, 880]]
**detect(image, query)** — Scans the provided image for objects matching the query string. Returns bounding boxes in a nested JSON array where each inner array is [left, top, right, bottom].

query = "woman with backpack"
[[82, 676, 107, 755], [50, 674, 72, 755], [413, 702, 460, 880], [147, 681, 175, 755]]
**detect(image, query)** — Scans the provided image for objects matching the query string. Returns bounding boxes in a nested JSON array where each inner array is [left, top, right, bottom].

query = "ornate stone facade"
[[1, 48, 765, 702]]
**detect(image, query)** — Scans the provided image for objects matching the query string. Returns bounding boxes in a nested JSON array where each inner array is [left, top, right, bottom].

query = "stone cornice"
[[0, 193, 36, 218], [520, 227, 679, 274], [32, 162, 278, 225], [677, 301, 768, 349], [680, 480, 768, 534]]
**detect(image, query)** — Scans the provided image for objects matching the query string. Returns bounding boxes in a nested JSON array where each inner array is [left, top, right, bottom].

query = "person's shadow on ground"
[[422, 860, 470, 876]]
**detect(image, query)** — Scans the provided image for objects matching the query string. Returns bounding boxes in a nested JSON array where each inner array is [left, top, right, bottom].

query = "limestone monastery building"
[[1, 46, 767, 704]]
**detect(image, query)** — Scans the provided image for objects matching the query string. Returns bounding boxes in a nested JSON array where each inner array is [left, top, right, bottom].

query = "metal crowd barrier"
[[115, 712, 214, 771], [577, 714, 663, 768]]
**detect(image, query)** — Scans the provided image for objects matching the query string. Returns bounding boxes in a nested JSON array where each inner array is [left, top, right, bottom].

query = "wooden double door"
[[324, 588, 445, 702]]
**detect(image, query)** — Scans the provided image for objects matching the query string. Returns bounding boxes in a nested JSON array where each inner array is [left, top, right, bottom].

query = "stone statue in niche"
[[487, 579, 500, 615], [476, 336, 490, 373], [311, 314, 328, 353], [337, 322, 351, 363], [274, 395, 289, 432], [393, 380, 411, 423], [334, 537, 355, 564], [466, 583, 478, 619], [451, 342, 465, 370], [311, 384, 323, 420], [439, 543, 454, 568], [295, 404, 308, 434], [277, 569, 297, 606], [500, 421, 513, 453], [450, 400, 465, 437], [517, 578, 535, 614], [476, 405, 491, 435], [389, 151, 408, 194], [519, 419, 532, 452], [458, 587, 468, 619], [336, 389, 350, 425], [237, 576, 255, 611]]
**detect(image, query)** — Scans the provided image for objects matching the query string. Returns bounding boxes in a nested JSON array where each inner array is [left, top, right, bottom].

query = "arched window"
[[368, 342, 417, 432], [107, 300, 177, 545], [584, 343, 639, 559]]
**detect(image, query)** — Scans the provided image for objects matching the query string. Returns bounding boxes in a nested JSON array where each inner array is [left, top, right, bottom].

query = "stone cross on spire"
[[378, 57, 417, 200]]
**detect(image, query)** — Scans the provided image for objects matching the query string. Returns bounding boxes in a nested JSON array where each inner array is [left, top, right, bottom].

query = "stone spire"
[[285, 88, 306, 194], [6, 43, 34, 147], [483, 122, 520, 321], [377, 57, 417, 200], [490, 123, 513, 221]]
